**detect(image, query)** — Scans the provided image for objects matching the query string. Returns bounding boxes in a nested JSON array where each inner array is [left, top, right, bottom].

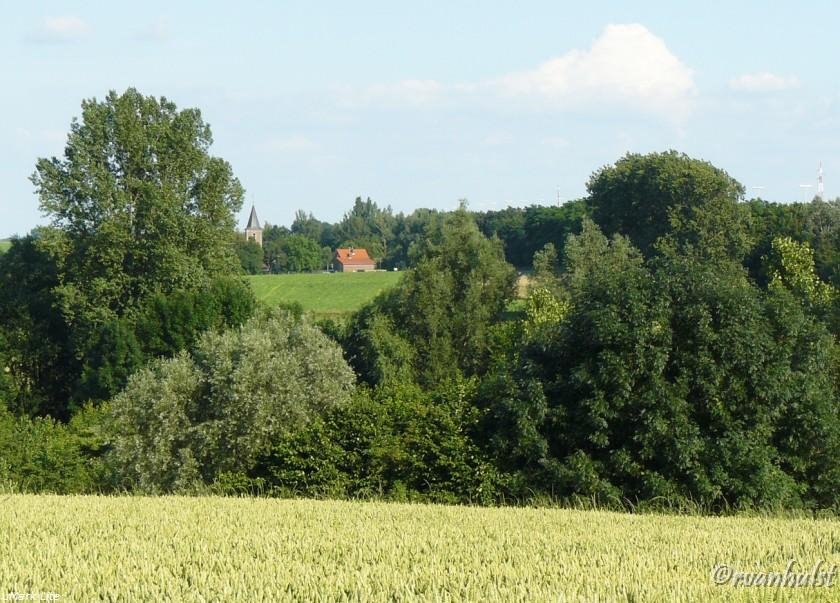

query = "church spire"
[[246, 205, 261, 230], [245, 205, 263, 246]]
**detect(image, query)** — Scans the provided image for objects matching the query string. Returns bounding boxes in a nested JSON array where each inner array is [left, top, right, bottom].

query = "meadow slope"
[[2, 495, 839, 601], [247, 272, 402, 316]]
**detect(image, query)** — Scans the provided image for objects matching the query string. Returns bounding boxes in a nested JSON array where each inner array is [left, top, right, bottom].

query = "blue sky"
[[2, 1, 839, 237]]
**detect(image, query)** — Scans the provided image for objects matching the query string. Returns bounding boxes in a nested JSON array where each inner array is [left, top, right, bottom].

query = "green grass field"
[[0, 239, 10, 253], [3, 495, 839, 601], [248, 271, 403, 316]]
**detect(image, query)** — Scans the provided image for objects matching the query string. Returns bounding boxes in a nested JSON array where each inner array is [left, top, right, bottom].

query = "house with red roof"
[[334, 247, 376, 272]]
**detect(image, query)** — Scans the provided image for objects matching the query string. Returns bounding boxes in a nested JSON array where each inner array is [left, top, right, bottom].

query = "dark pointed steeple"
[[246, 205, 261, 230]]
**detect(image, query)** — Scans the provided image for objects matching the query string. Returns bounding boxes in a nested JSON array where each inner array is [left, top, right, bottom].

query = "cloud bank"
[[353, 24, 696, 122], [492, 24, 695, 120]]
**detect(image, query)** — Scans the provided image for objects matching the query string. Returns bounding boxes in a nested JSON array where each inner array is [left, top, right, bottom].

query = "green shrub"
[[256, 378, 499, 504], [0, 403, 113, 493], [109, 308, 355, 493]]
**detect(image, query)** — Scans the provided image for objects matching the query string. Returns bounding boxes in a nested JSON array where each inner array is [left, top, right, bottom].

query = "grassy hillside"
[[0, 239, 10, 253], [3, 495, 839, 601], [248, 271, 403, 316]]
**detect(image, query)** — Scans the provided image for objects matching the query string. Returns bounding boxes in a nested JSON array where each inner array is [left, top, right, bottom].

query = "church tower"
[[245, 205, 263, 247]]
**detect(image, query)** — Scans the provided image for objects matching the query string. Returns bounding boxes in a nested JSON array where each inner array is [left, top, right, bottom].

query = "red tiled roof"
[[335, 248, 375, 265]]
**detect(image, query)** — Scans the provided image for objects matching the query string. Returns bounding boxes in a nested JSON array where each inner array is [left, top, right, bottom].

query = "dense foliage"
[[479, 221, 839, 509], [109, 309, 354, 493], [251, 379, 496, 504], [0, 91, 254, 418], [343, 205, 517, 387], [2, 92, 837, 512]]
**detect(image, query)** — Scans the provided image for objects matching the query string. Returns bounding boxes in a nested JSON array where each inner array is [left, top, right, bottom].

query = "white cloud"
[[29, 16, 91, 43], [338, 24, 693, 122], [491, 24, 695, 120], [729, 72, 800, 92]]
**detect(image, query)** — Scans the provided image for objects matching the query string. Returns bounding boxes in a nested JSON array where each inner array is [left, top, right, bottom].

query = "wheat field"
[[2, 495, 839, 601]]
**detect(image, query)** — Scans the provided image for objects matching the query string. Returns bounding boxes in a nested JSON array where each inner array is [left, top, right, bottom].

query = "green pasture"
[[247, 271, 403, 316]]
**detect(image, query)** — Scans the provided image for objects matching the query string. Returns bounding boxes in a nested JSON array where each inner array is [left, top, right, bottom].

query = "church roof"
[[246, 205, 261, 230]]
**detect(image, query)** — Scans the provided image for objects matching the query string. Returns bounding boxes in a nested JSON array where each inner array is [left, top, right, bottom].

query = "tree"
[[343, 307, 416, 385], [30, 88, 244, 345], [279, 234, 325, 272], [586, 151, 749, 259], [333, 197, 396, 262], [109, 309, 355, 493], [767, 237, 835, 312], [291, 210, 332, 246], [347, 205, 517, 387], [745, 198, 840, 290], [474, 201, 588, 268], [256, 378, 497, 503], [531, 242, 561, 293], [132, 276, 256, 359], [235, 239, 263, 274], [10, 89, 248, 416], [480, 220, 840, 509], [385, 208, 444, 269], [75, 319, 143, 405], [0, 234, 77, 417]]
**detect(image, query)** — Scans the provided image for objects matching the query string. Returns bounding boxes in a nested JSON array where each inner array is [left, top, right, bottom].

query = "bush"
[[256, 378, 499, 504], [0, 403, 113, 493], [109, 308, 355, 493]]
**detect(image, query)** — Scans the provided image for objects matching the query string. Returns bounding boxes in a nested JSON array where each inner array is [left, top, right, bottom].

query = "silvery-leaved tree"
[[109, 308, 356, 493]]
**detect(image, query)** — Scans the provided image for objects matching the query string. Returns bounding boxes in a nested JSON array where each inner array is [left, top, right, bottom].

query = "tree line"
[[1, 90, 838, 511], [236, 184, 837, 292]]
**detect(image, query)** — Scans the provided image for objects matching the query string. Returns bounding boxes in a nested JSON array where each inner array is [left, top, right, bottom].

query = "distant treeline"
[[1, 90, 838, 512], [238, 192, 838, 290]]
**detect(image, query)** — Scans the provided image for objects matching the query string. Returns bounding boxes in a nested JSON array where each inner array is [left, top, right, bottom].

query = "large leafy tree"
[[346, 205, 516, 386], [481, 220, 840, 509], [385, 208, 444, 269], [333, 197, 396, 262], [278, 234, 325, 272], [745, 198, 840, 290], [2, 89, 248, 417], [31, 88, 244, 334], [586, 151, 750, 259]]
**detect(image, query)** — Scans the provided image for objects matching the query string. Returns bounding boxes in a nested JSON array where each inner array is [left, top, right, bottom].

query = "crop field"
[[3, 496, 840, 601], [248, 271, 403, 316], [0, 240, 10, 253]]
